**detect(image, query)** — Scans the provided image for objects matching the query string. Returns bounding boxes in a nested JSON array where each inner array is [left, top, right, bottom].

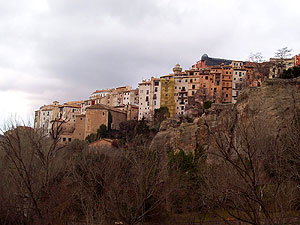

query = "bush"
[[203, 101, 213, 109], [280, 66, 300, 79]]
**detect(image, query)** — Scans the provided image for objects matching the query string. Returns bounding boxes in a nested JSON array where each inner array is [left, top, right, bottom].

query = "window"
[[146, 90, 149, 94], [63, 138, 66, 142], [181, 106, 184, 110], [155, 87, 158, 92], [154, 101, 156, 105], [205, 76, 208, 80], [68, 138, 72, 142], [192, 85, 195, 89]]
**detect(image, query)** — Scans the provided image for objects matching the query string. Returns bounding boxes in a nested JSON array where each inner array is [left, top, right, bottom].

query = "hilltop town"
[[33, 53, 300, 143], [2, 52, 300, 224]]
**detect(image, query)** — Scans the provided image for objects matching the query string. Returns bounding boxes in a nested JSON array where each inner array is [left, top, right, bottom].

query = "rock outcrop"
[[150, 78, 300, 156], [150, 118, 198, 153]]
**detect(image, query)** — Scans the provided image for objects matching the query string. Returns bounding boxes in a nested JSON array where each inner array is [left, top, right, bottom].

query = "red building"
[[295, 54, 300, 66]]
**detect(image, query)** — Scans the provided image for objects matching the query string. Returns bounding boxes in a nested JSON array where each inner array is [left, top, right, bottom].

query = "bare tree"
[[203, 108, 300, 225], [274, 47, 293, 59], [67, 144, 171, 225], [249, 52, 265, 63], [0, 120, 68, 224]]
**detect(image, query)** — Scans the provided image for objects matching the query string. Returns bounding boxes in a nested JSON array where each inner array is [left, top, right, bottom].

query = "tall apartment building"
[[159, 64, 191, 117], [138, 77, 161, 120], [232, 69, 247, 103], [218, 65, 233, 103]]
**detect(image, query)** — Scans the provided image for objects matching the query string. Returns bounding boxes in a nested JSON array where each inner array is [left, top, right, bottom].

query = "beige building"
[[72, 114, 86, 140], [90, 86, 135, 107], [84, 104, 127, 137], [138, 77, 161, 120], [269, 57, 295, 78], [59, 103, 82, 134]]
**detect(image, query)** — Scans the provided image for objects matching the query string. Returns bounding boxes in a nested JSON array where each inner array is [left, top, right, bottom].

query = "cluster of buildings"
[[34, 53, 300, 142]]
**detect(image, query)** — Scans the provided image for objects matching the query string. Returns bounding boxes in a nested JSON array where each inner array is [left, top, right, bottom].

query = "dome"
[[201, 54, 208, 60]]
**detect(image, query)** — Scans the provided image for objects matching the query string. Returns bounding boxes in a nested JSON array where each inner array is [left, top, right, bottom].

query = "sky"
[[0, 0, 300, 128]]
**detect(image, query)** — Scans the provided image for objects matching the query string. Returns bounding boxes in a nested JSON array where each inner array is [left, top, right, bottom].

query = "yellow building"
[[160, 76, 175, 117]]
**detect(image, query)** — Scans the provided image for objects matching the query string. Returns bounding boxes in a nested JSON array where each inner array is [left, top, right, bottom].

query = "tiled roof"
[[86, 104, 126, 114]]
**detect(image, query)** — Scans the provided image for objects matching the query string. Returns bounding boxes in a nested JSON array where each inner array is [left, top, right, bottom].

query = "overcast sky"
[[0, 0, 300, 128]]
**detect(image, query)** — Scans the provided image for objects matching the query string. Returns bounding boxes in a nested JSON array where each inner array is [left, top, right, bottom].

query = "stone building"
[[72, 114, 86, 140], [84, 104, 127, 137]]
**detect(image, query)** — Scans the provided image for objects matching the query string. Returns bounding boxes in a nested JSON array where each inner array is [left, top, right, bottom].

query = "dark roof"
[[201, 54, 232, 66]]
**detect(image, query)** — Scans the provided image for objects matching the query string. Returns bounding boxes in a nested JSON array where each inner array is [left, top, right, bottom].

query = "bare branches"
[[274, 47, 293, 59], [249, 52, 265, 63]]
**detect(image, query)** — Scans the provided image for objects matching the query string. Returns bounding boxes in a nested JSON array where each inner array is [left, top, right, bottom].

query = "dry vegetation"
[[1, 99, 300, 225]]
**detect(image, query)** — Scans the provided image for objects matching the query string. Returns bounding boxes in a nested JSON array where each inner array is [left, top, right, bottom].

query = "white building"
[[138, 77, 161, 120], [232, 69, 246, 103], [35, 101, 61, 135]]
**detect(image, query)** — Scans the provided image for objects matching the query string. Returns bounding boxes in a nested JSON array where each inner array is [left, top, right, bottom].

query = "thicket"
[[280, 66, 300, 79], [1, 106, 300, 225]]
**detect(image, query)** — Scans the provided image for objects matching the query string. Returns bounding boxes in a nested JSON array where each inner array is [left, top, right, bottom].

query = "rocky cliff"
[[150, 78, 300, 155]]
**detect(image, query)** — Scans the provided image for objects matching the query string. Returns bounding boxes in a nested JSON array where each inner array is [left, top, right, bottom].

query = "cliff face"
[[150, 78, 300, 155], [150, 119, 198, 153]]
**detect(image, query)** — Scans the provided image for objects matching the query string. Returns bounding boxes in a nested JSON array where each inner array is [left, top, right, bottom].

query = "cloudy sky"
[[0, 0, 300, 127]]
